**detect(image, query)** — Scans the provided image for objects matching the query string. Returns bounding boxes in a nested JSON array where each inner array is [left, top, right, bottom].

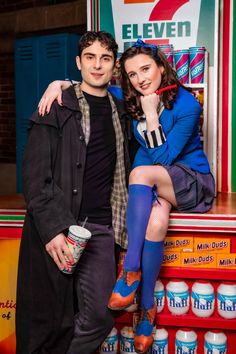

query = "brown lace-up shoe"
[[134, 305, 157, 353], [108, 269, 141, 310]]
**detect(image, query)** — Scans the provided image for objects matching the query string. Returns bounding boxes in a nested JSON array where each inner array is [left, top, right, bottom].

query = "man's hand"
[[38, 80, 71, 116], [45, 233, 74, 271]]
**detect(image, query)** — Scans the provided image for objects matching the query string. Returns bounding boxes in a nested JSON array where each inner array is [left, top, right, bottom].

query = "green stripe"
[[232, 1, 236, 191], [196, 0, 215, 66], [99, 0, 115, 36], [0, 215, 25, 221]]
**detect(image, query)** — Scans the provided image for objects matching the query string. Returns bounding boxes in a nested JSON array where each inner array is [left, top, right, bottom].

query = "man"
[[16, 31, 130, 354]]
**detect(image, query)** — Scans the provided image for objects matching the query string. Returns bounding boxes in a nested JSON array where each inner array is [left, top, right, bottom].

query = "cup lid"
[[69, 225, 91, 239]]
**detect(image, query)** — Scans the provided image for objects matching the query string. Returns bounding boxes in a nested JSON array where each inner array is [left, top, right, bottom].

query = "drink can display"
[[166, 280, 190, 315], [189, 46, 206, 52], [175, 328, 197, 354], [148, 327, 168, 354], [158, 44, 174, 67], [100, 327, 118, 354], [217, 282, 236, 319], [191, 280, 215, 317], [189, 47, 205, 83], [120, 326, 137, 354], [204, 330, 227, 354], [63, 225, 91, 274], [173, 50, 189, 84], [154, 279, 165, 313]]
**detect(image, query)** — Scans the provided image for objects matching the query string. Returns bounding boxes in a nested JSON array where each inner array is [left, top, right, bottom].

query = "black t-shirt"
[[79, 92, 116, 225]]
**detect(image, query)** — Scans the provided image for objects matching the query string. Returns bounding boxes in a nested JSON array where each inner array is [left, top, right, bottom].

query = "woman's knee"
[[129, 166, 152, 185], [146, 216, 168, 241]]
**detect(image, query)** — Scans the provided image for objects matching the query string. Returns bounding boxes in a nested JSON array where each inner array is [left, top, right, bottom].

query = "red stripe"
[[221, 0, 230, 191], [168, 225, 236, 232], [149, 0, 189, 21], [0, 227, 23, 239], [0, 211, 25, 215], [170, 214, 236, 221], [146, 39, 170, 45], [0, 223, 24, 227]]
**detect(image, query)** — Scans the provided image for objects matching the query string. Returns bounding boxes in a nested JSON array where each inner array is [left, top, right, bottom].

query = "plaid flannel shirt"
[[74, 83, 128, 249]]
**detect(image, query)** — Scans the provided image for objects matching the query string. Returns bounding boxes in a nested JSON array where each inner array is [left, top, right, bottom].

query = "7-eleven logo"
[[124, 0, 189, 18], [149, 0, 189, 20], [111, 0, 201, 51]]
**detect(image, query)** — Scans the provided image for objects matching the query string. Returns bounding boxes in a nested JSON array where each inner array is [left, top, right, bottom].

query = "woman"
[[107, 39, 214, 354], [38, 39, 215, 354]]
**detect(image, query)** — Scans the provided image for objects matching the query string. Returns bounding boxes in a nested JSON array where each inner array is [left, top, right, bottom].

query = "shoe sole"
[[107, 304, 131, 311], [135, 342, 153, 354], [135, 348, 148, 354]]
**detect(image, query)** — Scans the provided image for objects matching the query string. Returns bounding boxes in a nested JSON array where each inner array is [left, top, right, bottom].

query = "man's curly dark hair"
[[78, 31, 118, 62]]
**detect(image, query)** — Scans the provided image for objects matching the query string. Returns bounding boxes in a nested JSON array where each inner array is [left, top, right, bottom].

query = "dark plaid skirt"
[[164, 163, 215, 213]]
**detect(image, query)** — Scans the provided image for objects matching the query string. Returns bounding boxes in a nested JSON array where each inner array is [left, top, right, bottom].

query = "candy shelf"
[[156, 310, 236, 331], [115, 261, 236, 353], [115, 305, 236, 331], [114, 311, 236, 354], [160, 266, 236, 281]]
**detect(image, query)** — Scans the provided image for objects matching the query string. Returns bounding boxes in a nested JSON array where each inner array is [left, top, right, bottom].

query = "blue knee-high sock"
[[141, 240, 164, 310], [123, 184, 153, 271]]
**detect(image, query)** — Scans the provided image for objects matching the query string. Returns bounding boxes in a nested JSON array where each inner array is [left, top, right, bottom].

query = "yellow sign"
[[0, 239, 20, 354]]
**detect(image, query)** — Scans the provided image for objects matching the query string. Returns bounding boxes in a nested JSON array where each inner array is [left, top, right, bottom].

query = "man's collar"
[[61, 84, 81, 111]]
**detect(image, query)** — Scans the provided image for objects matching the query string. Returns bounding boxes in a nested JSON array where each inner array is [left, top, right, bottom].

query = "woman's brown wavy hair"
[[119, 45, 181, 120]]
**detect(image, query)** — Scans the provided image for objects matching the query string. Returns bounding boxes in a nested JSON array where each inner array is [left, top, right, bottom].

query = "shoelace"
[[119, 269, 128, 283], [119, 269, 140, 286]]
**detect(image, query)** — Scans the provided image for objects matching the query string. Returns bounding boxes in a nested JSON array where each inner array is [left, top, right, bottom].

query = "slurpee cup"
[[158, 44, 174, 67], [173, 50, 189, 84], [189, 47, 205, 83], [62, 225, 91, 274]]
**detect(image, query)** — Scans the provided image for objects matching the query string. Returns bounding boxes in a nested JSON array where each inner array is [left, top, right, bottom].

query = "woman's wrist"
[[146, 113, 160, 131]]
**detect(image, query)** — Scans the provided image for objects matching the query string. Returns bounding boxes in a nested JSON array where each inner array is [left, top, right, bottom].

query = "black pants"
[[16, 218, 116, 354], [67, 222, 116, 354]]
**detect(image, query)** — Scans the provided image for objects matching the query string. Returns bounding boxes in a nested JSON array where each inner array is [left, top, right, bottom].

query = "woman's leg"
[[123, 184, 154, 271], [124, 165, 176, 271], [108, 165, 176, 311], [131, 166, 174, 353], [140, 198, 171, 310], [134, 200, 171, 354]]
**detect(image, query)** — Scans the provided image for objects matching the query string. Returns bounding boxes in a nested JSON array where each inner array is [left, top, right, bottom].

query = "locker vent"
[[46, 42, 62, 58], [18, 46, 33, 61]]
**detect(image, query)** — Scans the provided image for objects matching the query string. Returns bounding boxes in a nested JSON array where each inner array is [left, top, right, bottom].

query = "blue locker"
[[15, 33, 81, 192]]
